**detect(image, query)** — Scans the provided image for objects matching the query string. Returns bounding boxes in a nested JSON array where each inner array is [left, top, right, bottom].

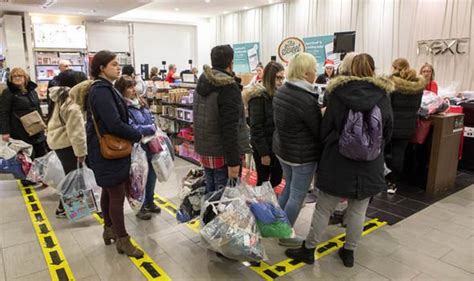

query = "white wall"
[[0, 23, 4, 55], [133, 22, 197, 73], [2, 15, 27, 71], [87, 22, 130, 52], [197, 18, 216, 71]]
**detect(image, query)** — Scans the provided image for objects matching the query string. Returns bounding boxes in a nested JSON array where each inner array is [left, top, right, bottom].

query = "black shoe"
[[338, 247, 354, 267], [144, 203, 161, 214], [284, 241, 315, 264], [55, 208, 67, 219], [136, 210, 152, 220]]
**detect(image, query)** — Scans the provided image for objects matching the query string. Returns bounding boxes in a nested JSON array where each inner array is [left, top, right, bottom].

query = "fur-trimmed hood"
[[48, 86, 70, 102], [390, 75, 426, 95], [326, 75, 395, 112], [69, 80, 93, 111], [242, 83, 267, 106], [196, 65, 238, 97]]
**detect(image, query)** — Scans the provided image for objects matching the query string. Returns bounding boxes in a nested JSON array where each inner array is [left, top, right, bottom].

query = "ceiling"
[[0, 0, 286, 23]]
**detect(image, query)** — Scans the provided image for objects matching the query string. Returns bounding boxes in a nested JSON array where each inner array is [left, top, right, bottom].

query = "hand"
[[2, 134, 10, 142], [261, 156, 271, 166], [77, 156, 86, 163], [228, 165, 240, 179]]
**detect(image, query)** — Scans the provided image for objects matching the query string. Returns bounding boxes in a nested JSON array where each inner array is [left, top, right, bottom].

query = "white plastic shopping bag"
[[26, 151, 65, 187], [127, 145, 148, 213]]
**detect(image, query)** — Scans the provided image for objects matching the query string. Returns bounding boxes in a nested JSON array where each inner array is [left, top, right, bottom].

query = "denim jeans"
[[143, 156, 157, 208], [204, 166, 228, 194], [278, 161, 317, 226]]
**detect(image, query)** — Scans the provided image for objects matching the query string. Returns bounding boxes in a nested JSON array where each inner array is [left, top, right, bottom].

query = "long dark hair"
[[90, 50, 117, 79], [262, 61, 285, 97], [48, 70, 87, 122]]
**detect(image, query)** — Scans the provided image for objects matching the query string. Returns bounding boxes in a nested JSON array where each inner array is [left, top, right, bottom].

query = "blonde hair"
[[419, 63, 435, 81], [286, 52, 317, 81], [338, 52, 358, 76], [9, 67, 30, 91], [351, 53, 375, 78], [392, 58, 417, 81]]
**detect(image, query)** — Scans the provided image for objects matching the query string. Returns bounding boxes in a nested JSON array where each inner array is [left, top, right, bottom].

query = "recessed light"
[[243, 6, 249, 9], [223, 10, 229, 14], [174, 8, 180, 11], [205, 0, 211, 3], [268, 0, 274, 3]]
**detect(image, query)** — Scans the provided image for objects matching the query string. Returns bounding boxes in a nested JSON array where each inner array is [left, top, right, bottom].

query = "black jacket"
[[389, 75, 425, 139], [194, 66, 250, 167], [0, 81, 46, 144], [86, 78, 141, 188], [244, 84, 275, 156], [318, 76, 394, 199], [272, 81, 322, 164]]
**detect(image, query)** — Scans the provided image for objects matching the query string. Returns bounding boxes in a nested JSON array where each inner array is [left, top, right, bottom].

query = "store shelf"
[[35, 64, 83, 67], [171, 83, 196, 89], [161, 102, 193, 108], [176, 154, 200, 166], [159, 115, 193, 124]]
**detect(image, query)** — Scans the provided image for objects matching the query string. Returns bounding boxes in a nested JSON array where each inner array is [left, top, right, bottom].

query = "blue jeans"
[[143, 156, 157, 208], [278, 161, 317, 226], [204, 166, 228, 194]]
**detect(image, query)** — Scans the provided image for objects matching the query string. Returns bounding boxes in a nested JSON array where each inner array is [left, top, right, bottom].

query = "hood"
[[196, 65, 236, 97], [7, 80, 37, 93], [48, 86, 70, 102], [69, 80, 94, 110], [326, 76, 395, 111], [242, 83, 267, 106], [390, 75, 426, 95], [287, 80, 319, 95]]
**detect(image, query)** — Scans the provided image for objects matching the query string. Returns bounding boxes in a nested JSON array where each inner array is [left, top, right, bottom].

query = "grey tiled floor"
[[0, 159, 473, 280]]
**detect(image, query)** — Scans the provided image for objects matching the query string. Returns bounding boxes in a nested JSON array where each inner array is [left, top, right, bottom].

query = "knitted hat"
[[324, 59, 334, 68]]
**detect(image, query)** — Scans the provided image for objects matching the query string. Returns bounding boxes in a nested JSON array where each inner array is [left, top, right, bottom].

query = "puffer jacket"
[[47, 86, 87, 157], [389, 75, 426, 139], [126, 99, 157, 158], [194, 65, 250, 166], [272, 81, 322, 164], [318, 76, 394, 199], [243, 83, 275, 157]]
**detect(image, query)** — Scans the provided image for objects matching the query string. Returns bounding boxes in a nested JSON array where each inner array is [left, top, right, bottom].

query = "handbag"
[[19, 110, 46, 136], [89, 96, 132, 160], [410, 118, 432, 144], [147, 137, 163, 153]]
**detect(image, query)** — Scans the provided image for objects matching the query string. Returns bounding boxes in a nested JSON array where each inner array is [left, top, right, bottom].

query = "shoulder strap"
[[88, 81, 103, 139]]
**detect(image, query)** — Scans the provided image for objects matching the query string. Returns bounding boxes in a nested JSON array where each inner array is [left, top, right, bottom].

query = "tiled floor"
[[0, 158, 473, 281]]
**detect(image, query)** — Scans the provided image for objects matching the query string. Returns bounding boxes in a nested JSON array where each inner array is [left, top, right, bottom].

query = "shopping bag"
[[26, 151, 65, 187], [0, 141, 17, 159], [418, 90, 449, 118], [151, 148, 174, 182], [176, 168, 206, 223], [0, 157, 26, 179], [57, 165, 100, 222], [127, 145, 148, 213], [6, 139, 33, 157], [200, 191, 266, 261], [410, 118, 432, 144]]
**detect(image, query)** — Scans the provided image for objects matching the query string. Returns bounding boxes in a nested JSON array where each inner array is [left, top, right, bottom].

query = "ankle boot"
[[338, 247, 354, 267], [103, 225, 117, 245], [284, 241, 315, 264], [116, 236, 144, 258]]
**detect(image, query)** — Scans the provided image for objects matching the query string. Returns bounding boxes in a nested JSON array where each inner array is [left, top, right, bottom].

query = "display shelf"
[[176, 154, 200, 166], [35, 64, 83, 67], [159, 115, 193, 124], [161, 101, 193, 108], [170, 83, 196, 89]]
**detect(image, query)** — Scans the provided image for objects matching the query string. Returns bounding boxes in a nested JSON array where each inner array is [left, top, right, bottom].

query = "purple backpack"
[[339, 105, 383, 161]]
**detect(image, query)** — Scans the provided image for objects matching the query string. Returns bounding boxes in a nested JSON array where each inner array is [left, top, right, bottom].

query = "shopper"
[[194, 44, 250, 193], [420, 63, 438, 94], [0, 55, 9, 83], [316, 59, 335, 84], [385, 58, 425, 193], [116, 75, 161, 220], [165, 64, 178, 83], [244, 61, 285, 188], [122, 65, 147, 98], [0, 67, 48, 158], [86, 50, 143, 258], [48, 59, 71, 88], [285, 53, 394, 267], [150, 67, 159, 81], [273, 53, 322, 247], [47, 70, 88, 218], [248, 62, 264, 86]]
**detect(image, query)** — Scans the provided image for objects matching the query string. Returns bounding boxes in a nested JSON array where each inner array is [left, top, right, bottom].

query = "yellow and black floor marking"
[[249, 218, 387, 280], [18, 180, 75, 281], [91, 213, 171, 281]]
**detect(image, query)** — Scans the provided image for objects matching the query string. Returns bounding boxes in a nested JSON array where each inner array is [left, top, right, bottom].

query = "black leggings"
[[55, 146, 77, 210], [252, 151, 283, 187]]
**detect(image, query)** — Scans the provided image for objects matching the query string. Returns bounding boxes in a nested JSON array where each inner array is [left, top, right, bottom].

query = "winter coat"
[[389, 75, 425, 140], [69, 80, 93, 120], [0, 81, 46, 145], [243, 83, 275, 157], [194, 65, 250, 166], [318, 76, 394, 199], [272, 81, 322, 164], [46, 86, 87, 157], [86, 78, 142, 188], [126, 100, 157, 158]]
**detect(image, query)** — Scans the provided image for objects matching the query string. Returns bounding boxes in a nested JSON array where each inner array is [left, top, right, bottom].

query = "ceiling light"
[[174, 8, 180, 11], [223, 11, 229, 14], [243, 6, 249, 9], [268, 0, 274, 3], [205, 0, 211, 3]]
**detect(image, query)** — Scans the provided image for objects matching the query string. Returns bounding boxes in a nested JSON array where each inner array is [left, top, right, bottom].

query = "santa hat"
[[324, 59, 334, 68]]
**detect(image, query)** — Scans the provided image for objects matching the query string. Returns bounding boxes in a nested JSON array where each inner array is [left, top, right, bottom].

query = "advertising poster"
[[232, 42, 260, 73], [278, 37, 306, 64], [303, 35, 340, 74]]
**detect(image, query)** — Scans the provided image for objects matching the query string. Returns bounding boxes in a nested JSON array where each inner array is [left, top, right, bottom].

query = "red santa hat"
[[324, 59, 334, 68]]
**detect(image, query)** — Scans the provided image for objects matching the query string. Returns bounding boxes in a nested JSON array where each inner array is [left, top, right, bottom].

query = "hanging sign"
[[278, 37, 306, 64], [232, 42, 261, 73]]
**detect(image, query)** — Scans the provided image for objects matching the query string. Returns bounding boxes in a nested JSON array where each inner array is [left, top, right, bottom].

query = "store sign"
[[417, 38, 469, 56], [233, 42, 260, 73], [303, 35, 340, 74], [33, 24, 86, 49], [278, 37, 305, 63]]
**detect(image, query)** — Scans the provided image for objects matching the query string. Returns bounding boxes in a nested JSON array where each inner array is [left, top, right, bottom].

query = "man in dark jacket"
[[194, 45, 250, 193]]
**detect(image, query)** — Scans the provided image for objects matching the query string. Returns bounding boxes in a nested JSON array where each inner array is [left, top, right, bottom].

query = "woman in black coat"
[[244, 61, 285, 187], [384, 59, 425, 193], [286, 54, 394, 267], [86, 50, 143, 258], [0, 67, 48, 158]]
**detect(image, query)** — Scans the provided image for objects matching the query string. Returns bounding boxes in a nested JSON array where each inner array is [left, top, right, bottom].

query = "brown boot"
[[116, 236, 144, 258], [103, 225, 117, 245]]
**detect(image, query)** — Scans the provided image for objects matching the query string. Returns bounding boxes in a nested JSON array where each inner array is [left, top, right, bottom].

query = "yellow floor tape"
[[18, 181, 75, 281], [91, 213, 171, 281], [153, 194, 386, 280]]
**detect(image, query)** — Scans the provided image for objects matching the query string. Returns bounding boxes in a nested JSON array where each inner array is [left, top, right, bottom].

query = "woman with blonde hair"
[[286, 53, 393, 267], [273, 53, 322, 247], [385, 58, 425, 193], [0, 67, 48, 158], [420, 63, 437, 94]]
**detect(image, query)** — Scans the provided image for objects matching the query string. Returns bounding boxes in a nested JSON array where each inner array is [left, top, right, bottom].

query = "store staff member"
[[316, 59, 335, 84], [165, 64, 179, 83]]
